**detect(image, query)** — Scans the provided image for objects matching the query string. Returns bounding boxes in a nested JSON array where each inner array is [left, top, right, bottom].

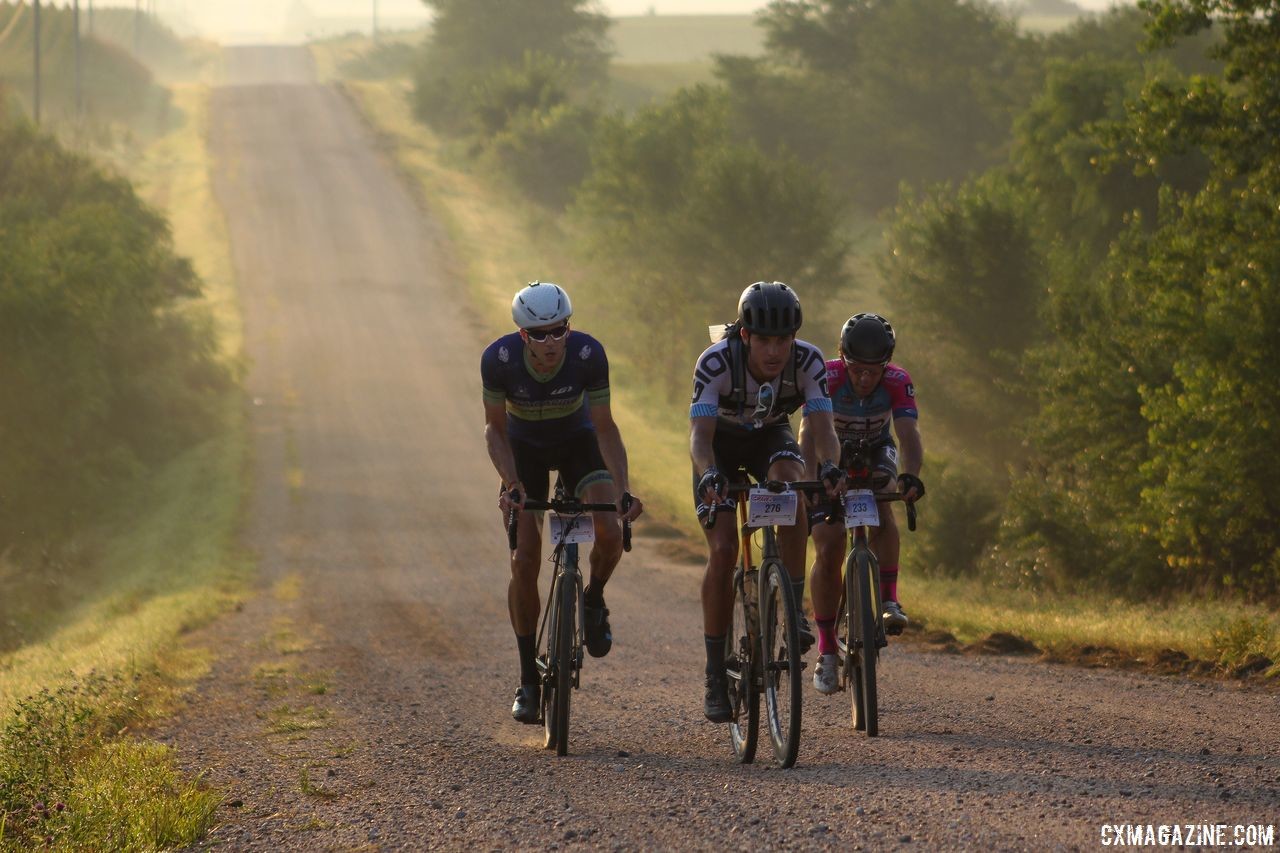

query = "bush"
[[0, 674, 217, 850], [570, 86, 849, 391], [412, 0, 609, 133], [0, 118, 228, 549], [481, 100, 597, 209], [881, 172, 1043, 461]]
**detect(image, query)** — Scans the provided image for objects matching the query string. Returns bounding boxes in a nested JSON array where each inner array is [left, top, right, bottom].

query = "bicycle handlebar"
[[701, 479, 918, 531], [702, 479, 834, 529], [506, 491, 633, 552]]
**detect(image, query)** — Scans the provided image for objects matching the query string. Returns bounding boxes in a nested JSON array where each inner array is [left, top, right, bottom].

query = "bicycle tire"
[[541, 567, 578, 754], [848, 547, 879, 737], [726, 567, 759, 763], [760, 558, 802, 768], [540, 571, 561, 751]]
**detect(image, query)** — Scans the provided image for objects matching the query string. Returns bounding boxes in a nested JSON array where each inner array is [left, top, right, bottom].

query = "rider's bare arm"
[[797, 415, 819, 479], [893, 416, 923, 478], [804, 409, 842, 492], [483, 399, 520, 490], [590, 401, 643, 520], [690, 415, 718, 478]]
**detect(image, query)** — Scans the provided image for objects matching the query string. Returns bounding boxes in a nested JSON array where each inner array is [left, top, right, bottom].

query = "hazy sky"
[[102, 0, 1121, 42]]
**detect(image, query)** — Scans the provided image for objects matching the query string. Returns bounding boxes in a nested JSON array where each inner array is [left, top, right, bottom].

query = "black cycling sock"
[[584, 581, 605, 608], [704, 634, 727, 677], [516, 633, 538, 685], [791, 578, 807, 614]]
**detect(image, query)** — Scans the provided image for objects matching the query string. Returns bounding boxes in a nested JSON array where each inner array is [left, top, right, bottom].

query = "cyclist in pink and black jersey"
[[800, 313, 926, 696]]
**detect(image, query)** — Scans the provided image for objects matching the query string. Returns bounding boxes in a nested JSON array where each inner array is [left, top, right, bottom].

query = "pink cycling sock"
[[815, 615, 837, 655], [881, 565, 899, 603]]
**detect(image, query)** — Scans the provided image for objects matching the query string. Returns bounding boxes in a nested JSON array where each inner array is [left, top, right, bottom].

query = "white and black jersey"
[[689, 337, 832, 433]]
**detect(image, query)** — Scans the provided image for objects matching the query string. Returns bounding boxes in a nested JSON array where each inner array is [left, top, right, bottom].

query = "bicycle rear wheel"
[[542, 569, 577, 755], [847, 547, 878, 736], [760, 559, 802, 767], [726, 567, 759, 763]]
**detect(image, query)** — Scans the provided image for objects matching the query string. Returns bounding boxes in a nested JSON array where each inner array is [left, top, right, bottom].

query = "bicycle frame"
[[505, 479, 631, 755], [536, 538, 584, 691]]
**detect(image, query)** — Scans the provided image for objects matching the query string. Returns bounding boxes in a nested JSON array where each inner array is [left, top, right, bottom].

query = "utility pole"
[[134, 0, 140, 56], [373, 0, 379, 43], [89, 0, 94, 35], [32, 0, 41, 125], [74, 0, 83, 118]]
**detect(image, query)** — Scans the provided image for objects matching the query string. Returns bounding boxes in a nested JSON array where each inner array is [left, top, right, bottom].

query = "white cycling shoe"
[[812, 653, 840, 695]]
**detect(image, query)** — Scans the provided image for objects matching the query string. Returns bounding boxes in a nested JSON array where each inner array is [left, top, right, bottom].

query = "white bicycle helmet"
[[511, 281, 572, 329]]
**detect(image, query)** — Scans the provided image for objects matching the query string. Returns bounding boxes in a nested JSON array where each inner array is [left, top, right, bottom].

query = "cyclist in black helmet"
[[801, 312, 926, 696], [690, 281, 845, 723]]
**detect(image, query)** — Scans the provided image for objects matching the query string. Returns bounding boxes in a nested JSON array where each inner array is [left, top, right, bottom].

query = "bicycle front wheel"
[[760, 559, 802, 768], [726, 568, 759, 763], [847, 547, 879, 737], [542, 570, 577, 755]]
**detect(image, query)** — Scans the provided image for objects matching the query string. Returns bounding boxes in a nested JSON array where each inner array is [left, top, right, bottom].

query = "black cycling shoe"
[[883, 600, 908, 637], [704, 673, 733, 723], [584, 603, 612, 658], [795, 611, 816, 655], [511, 684, 540, 724]]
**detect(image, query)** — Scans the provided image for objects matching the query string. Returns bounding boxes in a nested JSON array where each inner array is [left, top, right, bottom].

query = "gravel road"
[[159, 46, 1280, 851]]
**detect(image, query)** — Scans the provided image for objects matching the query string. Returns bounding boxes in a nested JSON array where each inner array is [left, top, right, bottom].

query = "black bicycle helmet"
[[840, 313, 896, 364], [737, 281, 802, 336]]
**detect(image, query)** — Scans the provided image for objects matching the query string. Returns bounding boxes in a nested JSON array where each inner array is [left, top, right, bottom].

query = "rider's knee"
[[707, 539, 738, 573], [594, 518, 623, 557], [510, 546, 540, 583]]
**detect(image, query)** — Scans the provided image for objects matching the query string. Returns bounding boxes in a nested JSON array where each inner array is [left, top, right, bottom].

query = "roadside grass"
[[0, 78, 249, 849], [910, 574, 1280, 672], [326, 58, 1277, 682]]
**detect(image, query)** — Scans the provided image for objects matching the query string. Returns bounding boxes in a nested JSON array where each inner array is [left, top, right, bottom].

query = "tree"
[[0, 118, 226, 548], [412, 0, 610, 132], [1002, 0, 1280, 595], [882, 172, 1044, 460], [570, 87, 849, 392], [737, 0, 1041, 210]]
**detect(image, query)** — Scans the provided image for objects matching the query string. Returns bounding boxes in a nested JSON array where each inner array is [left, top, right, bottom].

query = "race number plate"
[[747, 488, 798, 528], [549, 513, 595, 545], [844, 489, 880, 528]]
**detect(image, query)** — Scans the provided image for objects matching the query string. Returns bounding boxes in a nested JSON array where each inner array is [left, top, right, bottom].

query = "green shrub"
[[0, 673, 217, 851], [0, 118, 228, 549], [481, 100, 597, 208]]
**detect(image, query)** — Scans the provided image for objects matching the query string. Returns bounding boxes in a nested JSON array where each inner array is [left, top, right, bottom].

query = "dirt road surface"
[[160, 47, 1280, 850]]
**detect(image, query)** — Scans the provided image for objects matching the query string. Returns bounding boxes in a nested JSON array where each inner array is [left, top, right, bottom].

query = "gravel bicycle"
[[705, 477, 831, 769], [833, 438, 917, 737], [507, 481, 632, 756]]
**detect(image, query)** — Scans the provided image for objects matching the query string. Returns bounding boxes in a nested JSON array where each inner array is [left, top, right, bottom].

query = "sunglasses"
[[842, 358, 886, 377], [524, 323, 570, 342]]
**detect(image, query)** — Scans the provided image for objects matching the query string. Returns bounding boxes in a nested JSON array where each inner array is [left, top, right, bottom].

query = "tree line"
[[0, 110, 228, 549], [407, 0, 1279, 597]]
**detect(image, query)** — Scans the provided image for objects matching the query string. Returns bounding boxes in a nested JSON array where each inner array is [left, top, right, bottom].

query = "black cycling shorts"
[[692, 423, 804, 519], [511, 431, 612, 502], [808, 439, 899, 526]]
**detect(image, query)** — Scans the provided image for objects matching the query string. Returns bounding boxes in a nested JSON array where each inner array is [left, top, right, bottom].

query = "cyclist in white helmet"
[[481, 281, 644, 724]]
